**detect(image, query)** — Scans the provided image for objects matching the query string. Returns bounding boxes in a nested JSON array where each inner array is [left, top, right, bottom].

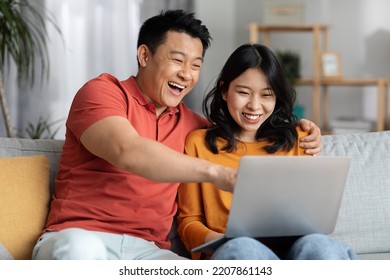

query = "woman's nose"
[[247, 96, 262, 110]]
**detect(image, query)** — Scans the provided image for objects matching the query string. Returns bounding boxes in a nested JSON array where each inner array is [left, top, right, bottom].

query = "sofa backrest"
[[2, 132, 389, 258], [0, 137, 64, 196], [321, 131, 390, 256]]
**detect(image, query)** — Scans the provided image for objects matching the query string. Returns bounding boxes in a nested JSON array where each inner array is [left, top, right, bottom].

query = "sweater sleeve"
[[176, 130, 214, 260]]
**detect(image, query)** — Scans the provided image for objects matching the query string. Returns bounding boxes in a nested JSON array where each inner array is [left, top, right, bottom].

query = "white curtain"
[[2, 0, 144, 138], [1, 0, 193, 138], [37, 0, 144, 139]]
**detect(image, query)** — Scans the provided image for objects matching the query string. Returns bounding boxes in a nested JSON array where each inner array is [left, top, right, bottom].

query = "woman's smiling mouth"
[[242, 113, 261, 120]]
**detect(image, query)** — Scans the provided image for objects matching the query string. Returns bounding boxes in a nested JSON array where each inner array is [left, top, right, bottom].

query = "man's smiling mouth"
[[168, 81, 186, 92]]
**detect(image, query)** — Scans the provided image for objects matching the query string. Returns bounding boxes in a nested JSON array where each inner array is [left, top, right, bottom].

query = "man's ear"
[[137, 45, 149, 67]]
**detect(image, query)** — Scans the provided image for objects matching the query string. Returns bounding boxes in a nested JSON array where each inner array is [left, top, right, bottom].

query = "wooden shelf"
[[250, 24, 329, 32], [297, 77, 389, 131], [249, 23, 329, 127], [249, 23, 388, 132]]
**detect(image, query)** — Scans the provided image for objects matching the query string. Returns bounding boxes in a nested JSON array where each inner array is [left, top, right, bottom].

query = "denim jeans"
[[210, 234, 359, 260]]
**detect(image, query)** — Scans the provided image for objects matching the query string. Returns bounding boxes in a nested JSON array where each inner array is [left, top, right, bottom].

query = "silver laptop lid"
[[225, 156, 351, 238]]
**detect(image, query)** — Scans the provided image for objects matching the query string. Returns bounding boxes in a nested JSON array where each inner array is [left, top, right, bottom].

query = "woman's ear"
[[220, 81, 227, 101], [222, 91, 227, 101], [137, 45, 149, 67]]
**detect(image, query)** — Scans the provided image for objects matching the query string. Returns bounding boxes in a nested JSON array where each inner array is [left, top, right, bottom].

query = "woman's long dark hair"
[[202, 43, 298, 154]]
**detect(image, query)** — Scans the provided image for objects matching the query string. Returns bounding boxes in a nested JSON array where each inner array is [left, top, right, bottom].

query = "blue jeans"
[[210, 234, 358, 260]]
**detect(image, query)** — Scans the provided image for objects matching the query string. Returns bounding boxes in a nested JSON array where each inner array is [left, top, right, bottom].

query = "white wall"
[[360, 0, 390, 122], [187, 0, 237, 114]]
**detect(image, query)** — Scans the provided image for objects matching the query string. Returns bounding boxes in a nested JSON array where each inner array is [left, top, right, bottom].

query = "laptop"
[[192, 156, 351, 253]]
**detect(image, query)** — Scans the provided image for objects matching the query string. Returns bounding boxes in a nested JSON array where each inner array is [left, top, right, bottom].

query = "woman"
[[176, 43, 357, 260]]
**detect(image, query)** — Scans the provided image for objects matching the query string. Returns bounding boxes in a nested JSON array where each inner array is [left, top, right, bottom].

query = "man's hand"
[[210, 165, 237, 193], [298, 118, 322, 155]]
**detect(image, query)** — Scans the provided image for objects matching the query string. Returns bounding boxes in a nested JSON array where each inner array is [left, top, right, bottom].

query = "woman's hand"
[[205, 231, 224, 243]]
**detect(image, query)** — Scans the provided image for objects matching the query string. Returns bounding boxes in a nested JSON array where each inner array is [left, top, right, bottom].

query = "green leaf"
[[0, 0, 62, 85]]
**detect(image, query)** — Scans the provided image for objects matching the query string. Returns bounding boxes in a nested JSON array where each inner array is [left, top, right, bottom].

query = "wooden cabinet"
[[249, 23, 388, 132]]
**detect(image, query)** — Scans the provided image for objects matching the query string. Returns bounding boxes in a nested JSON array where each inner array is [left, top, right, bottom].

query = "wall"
[[360, 0, 390, 122], [186, 0, 237, 114]]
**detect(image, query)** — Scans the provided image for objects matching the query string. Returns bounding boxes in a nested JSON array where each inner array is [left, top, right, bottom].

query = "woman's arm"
[[176, 180, 215, 255]]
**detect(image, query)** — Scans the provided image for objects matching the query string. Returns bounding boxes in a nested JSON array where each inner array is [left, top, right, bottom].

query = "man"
[[32, 9, 321, 260]]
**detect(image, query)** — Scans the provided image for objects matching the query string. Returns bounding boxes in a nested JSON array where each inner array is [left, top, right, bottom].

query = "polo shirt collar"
[[124, 76, 179, 115]]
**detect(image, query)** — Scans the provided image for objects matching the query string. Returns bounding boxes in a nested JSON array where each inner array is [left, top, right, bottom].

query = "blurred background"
[[1, 0, 389, 139]]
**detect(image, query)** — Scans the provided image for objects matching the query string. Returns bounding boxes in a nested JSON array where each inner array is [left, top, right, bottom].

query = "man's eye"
[[173, 59, 183, 63]]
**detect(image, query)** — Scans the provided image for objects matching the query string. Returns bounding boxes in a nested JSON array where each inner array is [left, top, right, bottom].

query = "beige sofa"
[[1, 131, 389, 259]]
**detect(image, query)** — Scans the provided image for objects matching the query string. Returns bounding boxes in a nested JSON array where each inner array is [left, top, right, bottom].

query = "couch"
[[1, 131, 389, 260]]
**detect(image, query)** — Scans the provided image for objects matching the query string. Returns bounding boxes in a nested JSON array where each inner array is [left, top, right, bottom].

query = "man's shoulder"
[[178, 103, 210, 128], [72, 73, 128, 107], [82, 73, 121, 88]]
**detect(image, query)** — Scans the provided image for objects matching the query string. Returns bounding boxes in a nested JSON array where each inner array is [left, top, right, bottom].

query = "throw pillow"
[[0, 155, 50, 259]]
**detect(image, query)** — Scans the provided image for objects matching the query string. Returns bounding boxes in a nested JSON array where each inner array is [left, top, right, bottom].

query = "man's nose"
[[178, 65, 192, 80]]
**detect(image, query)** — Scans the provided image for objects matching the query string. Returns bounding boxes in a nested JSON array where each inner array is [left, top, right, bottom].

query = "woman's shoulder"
[[295, 125, 309, 138], [186, 128, 208, 142]]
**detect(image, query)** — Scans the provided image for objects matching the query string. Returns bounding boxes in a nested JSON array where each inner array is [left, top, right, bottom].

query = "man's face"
[[138, 31, 204, 115]]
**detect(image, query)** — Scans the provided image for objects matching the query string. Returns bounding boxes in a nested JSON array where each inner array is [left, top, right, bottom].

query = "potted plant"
[[275, 49, 301, 85], [276, 49, 305, 119], [25, 116, 64, 139], [0, 0, 60, 137]]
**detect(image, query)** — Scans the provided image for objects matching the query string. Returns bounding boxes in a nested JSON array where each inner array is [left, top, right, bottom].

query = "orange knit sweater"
[[177, 127, 309, 259]]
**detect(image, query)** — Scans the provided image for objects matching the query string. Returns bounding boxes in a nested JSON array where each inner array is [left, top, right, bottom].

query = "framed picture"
[[263, 3, 305, 25], [320, 52, 342, 78]]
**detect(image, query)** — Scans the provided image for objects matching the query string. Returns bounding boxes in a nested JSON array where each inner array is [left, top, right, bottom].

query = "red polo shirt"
[[44, 73, 209, 249]]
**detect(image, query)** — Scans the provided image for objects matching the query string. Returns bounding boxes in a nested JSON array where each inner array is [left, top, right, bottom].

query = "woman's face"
[[222, 68, 276, 142]]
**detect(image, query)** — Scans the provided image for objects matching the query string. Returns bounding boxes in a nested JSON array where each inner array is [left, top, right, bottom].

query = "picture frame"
[[263, 3, 305, 25], [320, 52, 342, 78]]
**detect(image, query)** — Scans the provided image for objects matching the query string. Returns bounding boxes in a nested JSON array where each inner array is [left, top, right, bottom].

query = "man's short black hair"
[[137, 9, 211, 57]]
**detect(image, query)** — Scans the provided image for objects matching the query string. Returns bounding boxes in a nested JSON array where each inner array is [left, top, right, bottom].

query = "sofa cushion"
[[0, 137, 63, 196], [0, 155, 50, 259], [321, 131, 390, 256]]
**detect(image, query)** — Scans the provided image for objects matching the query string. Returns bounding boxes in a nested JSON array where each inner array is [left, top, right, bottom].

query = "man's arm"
[[298, 118, 322, 155], [80, 116, 236, 192]]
